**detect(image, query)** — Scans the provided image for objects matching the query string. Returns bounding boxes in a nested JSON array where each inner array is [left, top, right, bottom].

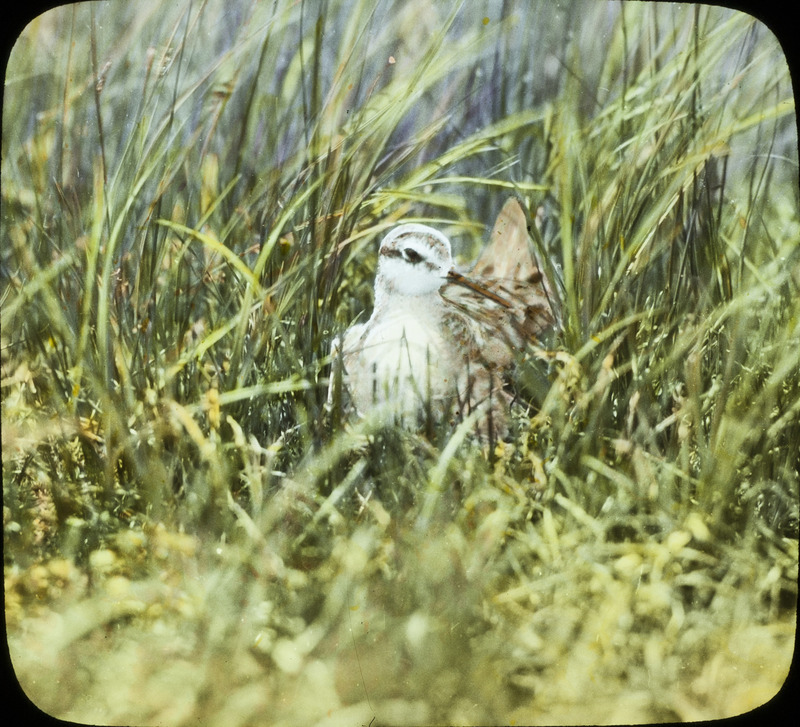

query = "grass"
[[2, 0, 798, 724]]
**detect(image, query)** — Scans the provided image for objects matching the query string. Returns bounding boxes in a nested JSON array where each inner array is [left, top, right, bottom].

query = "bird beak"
[[446, 270, 512, 309]]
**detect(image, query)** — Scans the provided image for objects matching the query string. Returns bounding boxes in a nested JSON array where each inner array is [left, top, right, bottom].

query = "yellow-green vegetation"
[[2, 1, 797, 725]]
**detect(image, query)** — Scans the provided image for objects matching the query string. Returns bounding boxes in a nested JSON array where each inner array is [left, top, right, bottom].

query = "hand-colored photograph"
[[2, 1, 797, 725]]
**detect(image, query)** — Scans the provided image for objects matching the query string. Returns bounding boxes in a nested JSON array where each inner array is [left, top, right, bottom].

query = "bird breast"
[[342, 298, 461, 417]]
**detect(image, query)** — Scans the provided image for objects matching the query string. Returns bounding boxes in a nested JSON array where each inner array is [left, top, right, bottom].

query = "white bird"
[[330, 198, 559, 438]]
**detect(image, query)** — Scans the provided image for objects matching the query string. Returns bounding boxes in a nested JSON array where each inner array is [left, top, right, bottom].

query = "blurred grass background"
[[2, 0, 798, 724]]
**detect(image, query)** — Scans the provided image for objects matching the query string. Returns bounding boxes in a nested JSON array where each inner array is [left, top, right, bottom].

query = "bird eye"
[[403, 247, 423, 264]]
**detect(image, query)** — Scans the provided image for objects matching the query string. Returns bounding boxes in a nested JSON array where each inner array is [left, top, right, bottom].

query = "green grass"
[[2, 1, 798, 724]]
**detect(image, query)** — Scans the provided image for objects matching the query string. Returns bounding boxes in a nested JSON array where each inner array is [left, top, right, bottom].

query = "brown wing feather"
[[442, 277, 554, 367], [441, 197, 558, 369], [471, 198, 537, 280]]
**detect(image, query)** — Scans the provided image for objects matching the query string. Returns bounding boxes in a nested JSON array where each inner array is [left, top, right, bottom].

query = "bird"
[[329, 198, 560, 438]]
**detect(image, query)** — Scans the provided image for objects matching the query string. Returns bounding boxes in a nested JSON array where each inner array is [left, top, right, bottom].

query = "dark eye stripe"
[[393, 232, 449, 258], [403, 247, 423, 263], [380, 230, 450, 272]]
